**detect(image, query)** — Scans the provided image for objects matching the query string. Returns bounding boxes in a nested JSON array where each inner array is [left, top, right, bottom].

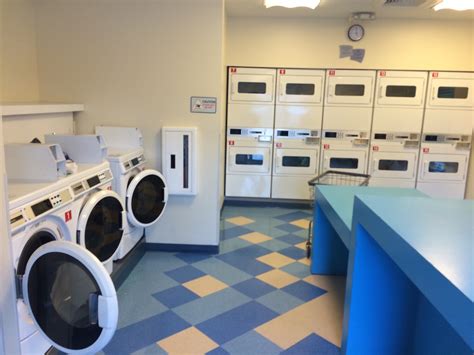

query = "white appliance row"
[[226, 68, 473, 199], [5, 127, 168, 354]]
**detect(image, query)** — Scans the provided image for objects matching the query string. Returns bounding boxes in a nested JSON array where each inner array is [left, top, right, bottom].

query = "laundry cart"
[[305, 170, 370, 258]]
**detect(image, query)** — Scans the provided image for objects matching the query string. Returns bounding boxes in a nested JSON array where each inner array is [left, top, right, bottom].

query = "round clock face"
[[348, 24, 364, 42]]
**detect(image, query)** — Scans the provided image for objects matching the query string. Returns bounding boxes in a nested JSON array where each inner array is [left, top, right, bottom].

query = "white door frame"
[[0, 113, 21, 354]]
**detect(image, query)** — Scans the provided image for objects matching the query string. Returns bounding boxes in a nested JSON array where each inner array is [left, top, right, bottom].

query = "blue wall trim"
[[146, 243, 219, 254]]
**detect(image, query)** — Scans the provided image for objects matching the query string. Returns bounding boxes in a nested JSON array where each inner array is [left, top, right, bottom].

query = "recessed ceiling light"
[[264, 0, 321, 10], [433, 0, 474, 11]]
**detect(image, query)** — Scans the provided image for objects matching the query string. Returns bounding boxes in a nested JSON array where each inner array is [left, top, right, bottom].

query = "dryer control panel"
[[123, 154, 145, 171], [71, 169, 113, 197], [10, 188, 73, 232]]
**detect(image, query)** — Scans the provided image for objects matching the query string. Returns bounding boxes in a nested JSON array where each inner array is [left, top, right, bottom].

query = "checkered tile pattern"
[[100, 206, 344, 354]]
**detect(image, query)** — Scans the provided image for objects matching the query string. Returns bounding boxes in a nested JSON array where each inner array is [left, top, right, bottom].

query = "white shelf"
[[1, 103, 84, 117]]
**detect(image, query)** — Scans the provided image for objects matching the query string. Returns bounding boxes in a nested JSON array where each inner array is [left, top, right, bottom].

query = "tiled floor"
[[101, 205, 346, 354]]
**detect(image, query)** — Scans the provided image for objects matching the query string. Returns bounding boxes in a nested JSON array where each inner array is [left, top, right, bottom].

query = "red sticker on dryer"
[[276, 143, 282, 148], [228, 140, 235, 146], [329, 70, 336, 76], [65, 210, 72, 222], [432, 72, 438, 78], [423, 148, 430, 153], [230, 68, 237, 73], [324, 144, 330, 150], [280, 69, 286, 75], [372, 146, 379, 151], [379, 71, 386, 77]]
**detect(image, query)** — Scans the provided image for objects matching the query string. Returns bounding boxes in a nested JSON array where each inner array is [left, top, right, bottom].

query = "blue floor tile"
[[222, 330, 282, 354], [281, 333, 340, 354], [278, 233, 306, 245], [193, 257, 253, 286], [281, 280, 327, 302], [256, 290, 304, 315], [219, 237, 252, 254], [259, 238, 292, 252], [152, 285, 199, 308], [274, 211, 312, 222], [175, 252, 213, 264], [232, 278, 276, 299], [221, 226, 253, 240], [103, 311, 189, 354], [196, 301, 278, 344], [281, 262, 312, 279], [276, 223, 305, 233], [279, 246, 306, 260], [216, 253, 273, 276], [165, 265, 206, 283], [206, 347, 230, 355]]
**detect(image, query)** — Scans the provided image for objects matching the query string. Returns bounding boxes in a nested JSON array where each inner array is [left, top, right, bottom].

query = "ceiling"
[[225, 0, 474, 20]]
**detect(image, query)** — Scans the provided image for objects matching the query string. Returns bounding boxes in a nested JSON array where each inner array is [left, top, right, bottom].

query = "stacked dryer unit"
[[226, 67, 276, 198], [321, 70, 376, 175], [272, 69, 325, 199], [369, 71, 428, 187], [6, 145, 120, 354], [417, 72, 473, 198], [95, 126, 168, 259]]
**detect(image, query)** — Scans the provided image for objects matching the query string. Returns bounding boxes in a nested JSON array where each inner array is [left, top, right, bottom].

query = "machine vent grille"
[[383, 0, 435, 7]]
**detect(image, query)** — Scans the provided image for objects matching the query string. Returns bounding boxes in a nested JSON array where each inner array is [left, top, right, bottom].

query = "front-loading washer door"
[[77, 190, 125, 264], [127, 169, 168, 228], [22, 241, 118, 354]]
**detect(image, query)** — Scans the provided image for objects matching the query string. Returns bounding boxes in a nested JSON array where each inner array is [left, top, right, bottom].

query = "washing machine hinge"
[[76, 230, 81, 244], [15, 275, 23, 299]]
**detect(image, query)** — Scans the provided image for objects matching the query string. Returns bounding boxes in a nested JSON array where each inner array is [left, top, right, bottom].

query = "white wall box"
[[162, 127, 198, 196]]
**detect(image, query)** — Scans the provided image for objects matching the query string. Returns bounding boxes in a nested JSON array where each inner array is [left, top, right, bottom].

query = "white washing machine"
[[226, 127, 273, 198], [275, 68, 325, 130], [417, 71, 473, 198], [228, 67, 276, 128], [95, 126, 168, 260], [271, 129, 320, 200], [6, 144, 126, 274], [369, 70, 428, 187], [8, 179, 119, 354], [321, 70, 376, 175]]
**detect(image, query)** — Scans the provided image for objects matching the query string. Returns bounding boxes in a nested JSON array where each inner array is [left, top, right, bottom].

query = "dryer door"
[[22, 241, 118, 354], [77, 190, 125, 263], [127, 169, 168, 228]]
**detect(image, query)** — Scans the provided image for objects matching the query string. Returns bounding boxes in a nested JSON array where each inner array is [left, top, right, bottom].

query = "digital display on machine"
[[374, 133, 387, 140], [31, 199, 53, 216], [325, 132, 337, 138], [87, 176, 101, 188], [278, 131, 289, 137], [230, 129, 242, 135], [132, 158, 139, 166], [425, 135, 438, 142]]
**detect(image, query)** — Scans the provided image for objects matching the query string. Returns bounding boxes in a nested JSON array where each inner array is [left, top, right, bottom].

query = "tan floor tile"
[[298, 257, 311, 266], [158, 326, 218, 354], [183, 275, 228, 297], [290, 219, 311, 229], [256, 269, 299, 289], [256, 288, 345, 349], [295, 241, 307, 250], [225, 216, 255, 226], [239, 231, 272, 244], [303, 275, 346, 293], [257, 252, 295, 268]]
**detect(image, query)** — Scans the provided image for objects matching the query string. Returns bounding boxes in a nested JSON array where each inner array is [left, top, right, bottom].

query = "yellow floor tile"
[[256, 288, 345, 349], [183, 275, 228, 297], [225, 216, 255, 226], [290, 219, 311, 229], [239, 231, 272, 244], [256, 269, 299, 289], [298, 257, 311, 266], [158, 326, 218, 354], [257, 252, 295, 268], [303, 275, 346, 293], [295, 241, 307, 250]]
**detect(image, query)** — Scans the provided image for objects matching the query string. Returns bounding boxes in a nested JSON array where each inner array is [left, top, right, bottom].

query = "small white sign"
[[191, 96, 217, 114]]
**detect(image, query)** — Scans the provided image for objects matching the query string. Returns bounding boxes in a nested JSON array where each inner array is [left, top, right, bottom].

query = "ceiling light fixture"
[[433, 0, 474, 11], [264, 0, 321, 10]]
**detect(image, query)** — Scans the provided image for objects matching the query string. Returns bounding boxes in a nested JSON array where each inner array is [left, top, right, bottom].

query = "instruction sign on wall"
[[190, 96, 217, 114]]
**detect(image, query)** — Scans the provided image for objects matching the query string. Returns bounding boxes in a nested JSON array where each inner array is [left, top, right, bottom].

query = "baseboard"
[[145, 242, 219, 254], [224, 197, 312, 210]]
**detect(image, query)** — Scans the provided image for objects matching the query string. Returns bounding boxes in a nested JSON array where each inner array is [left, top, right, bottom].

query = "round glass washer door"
[[126, 169, 168, 228], [77, 189, 125, 264], [22, 240, 118, 354]]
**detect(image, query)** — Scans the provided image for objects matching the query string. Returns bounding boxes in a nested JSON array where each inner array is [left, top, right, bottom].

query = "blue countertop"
[[353, 195, 473, 349], [315, 186, 426, 248]]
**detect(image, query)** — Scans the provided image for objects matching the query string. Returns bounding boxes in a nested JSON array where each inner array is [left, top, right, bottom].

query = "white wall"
[[35, 0, 226, 246], [227, 16, 474, 199], [0, 0, 39, 102]]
